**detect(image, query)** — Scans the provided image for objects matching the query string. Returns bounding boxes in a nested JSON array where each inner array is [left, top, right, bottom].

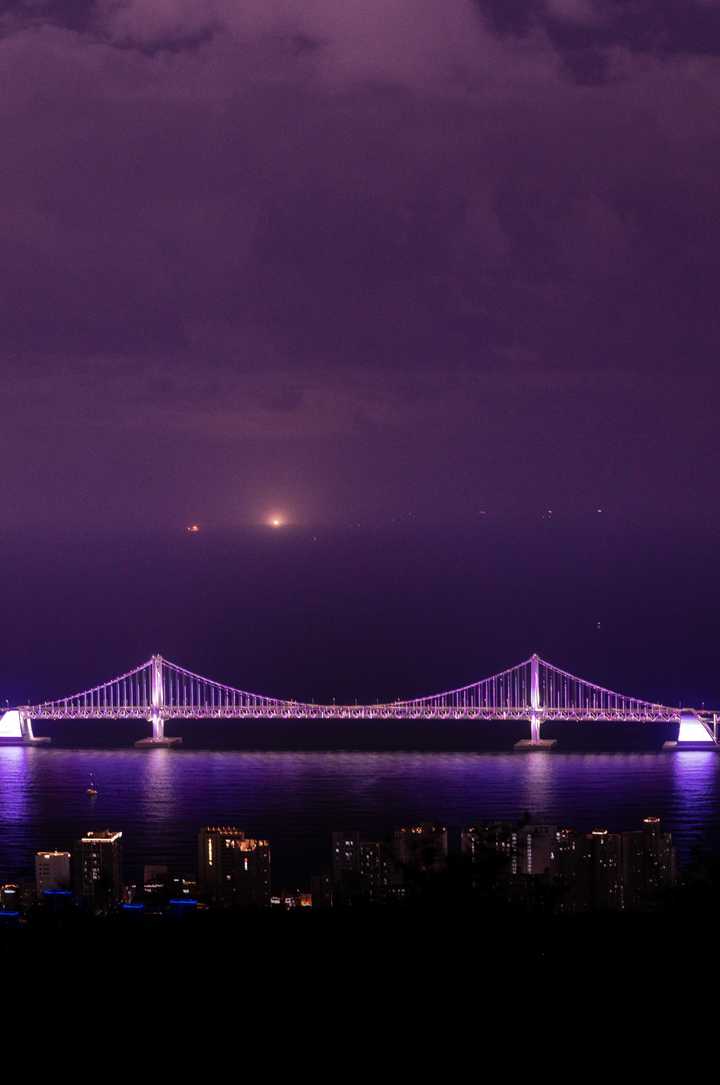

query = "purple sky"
[[2, 0, 719, 530], [2, 3, 720, 704]]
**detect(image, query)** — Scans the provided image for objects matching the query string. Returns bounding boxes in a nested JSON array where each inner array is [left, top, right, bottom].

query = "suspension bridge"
[[0, 653, 716, 749]]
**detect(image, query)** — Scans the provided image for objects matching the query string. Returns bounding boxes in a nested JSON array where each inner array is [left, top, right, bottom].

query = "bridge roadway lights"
[[15, 653, 717, 750]]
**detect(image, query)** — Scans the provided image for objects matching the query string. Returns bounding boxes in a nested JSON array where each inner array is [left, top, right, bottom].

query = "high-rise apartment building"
[[35, 851, 71, 896], [197, 827, 271, 908], [392, 824, 448, 875], [331, 831, 399, 904], [622, 816, 676, 910], [74, 830, 123, 911], [576, 829, 623, 911]]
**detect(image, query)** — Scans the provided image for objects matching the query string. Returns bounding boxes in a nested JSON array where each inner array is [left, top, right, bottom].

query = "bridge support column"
[[152, 714, 165, 742], [134, 655, 182, 748], [21, 711, 34, 741]]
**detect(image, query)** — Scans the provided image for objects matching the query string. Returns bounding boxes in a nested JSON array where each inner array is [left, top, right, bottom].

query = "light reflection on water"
[[2, 747, 720, 884]]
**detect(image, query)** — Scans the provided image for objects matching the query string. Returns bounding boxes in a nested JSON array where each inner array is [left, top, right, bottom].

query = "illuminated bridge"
[[0, 653, 716, 749]]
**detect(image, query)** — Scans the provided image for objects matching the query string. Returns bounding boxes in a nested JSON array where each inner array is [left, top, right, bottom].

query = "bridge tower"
[[530, 652, 541, 743], [515, 654, 556, 751], [151, 654, 165, 741], [135, 655, 182, 749]]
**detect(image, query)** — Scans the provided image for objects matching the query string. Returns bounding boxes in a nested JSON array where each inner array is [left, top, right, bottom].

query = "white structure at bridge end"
[[0, 709, 50, 745]]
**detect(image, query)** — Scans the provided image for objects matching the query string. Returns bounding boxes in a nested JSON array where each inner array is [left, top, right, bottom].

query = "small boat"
[[86, 777, 98, 798]]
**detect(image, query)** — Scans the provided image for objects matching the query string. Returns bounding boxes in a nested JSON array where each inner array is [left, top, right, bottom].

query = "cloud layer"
[[1, 2, 718, 527]]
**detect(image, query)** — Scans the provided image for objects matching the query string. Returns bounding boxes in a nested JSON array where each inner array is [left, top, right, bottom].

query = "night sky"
[[2, 2, 719, 709]]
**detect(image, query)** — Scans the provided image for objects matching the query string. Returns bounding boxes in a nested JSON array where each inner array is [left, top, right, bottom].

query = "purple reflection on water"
[[2, 748, 720, 884], [0, 748, 29, 825]]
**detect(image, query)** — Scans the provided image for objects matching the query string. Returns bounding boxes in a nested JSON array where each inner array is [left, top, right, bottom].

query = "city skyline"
[[0, 813, 681, 918]]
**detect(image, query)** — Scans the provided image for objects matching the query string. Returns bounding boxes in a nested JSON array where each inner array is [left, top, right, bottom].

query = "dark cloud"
[[475, 0, 720, 76], [1, 0, 96, 34], [0, 2, 718, 532]]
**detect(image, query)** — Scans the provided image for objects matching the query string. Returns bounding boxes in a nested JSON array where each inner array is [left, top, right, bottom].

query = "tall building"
[[622, 816, 676, 910], [198, 827, 271, 908], [141, 865, 197, 908], [462, 817, 676, 913], [0, 884, 21, 910], [35, 851, 71, 896], [462, 823, 514, 862], [332, 831, 362, 884], [392, 824, 448, 875], [576, 829, 623, 911], [548, 829, 581, 910], [331, 832, 401, 904], [74, 830, 123, 912], [359, 841, 397, 901], [461, 823, 517, 878], [310, 872, 334, 909], [462, 822, 557, 877], [515, 824, 557, 876]]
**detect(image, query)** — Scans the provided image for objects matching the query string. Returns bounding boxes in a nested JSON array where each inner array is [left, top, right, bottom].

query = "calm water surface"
[[2, 748, 720, 885]]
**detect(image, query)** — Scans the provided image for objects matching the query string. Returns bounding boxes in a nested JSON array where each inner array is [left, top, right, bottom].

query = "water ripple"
[[2, 748, 719, 884]]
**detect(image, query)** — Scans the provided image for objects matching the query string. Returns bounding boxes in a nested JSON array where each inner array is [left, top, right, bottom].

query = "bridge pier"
[[152, 713, 165, 742], [135, 717, 182, 748], [514, 715, 556, 751]]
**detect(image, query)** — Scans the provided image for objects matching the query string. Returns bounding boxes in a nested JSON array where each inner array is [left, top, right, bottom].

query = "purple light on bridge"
[[13, 652, 717, 747], [0, 711, 23, 739], [677, 712, 715, 744]]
